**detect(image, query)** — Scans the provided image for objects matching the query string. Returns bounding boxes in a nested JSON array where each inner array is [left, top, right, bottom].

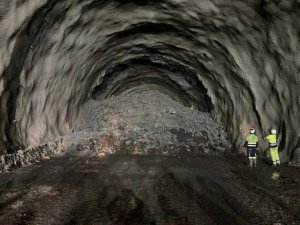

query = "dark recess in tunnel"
[[104, 76, 194, 107], [279, 120, 286, 154], [108, 22, 194, 41], [82, 0, 162, 11], [91, 57, 214, 112], [115, 0, 161, 6]]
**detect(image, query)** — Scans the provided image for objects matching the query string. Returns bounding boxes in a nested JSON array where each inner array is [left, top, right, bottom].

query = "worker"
[[265, 129, 280, 166], [245, 128, 258, 168]]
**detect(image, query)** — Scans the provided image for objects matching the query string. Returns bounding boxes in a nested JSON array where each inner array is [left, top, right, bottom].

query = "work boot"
[[253, 158, 257, 168]]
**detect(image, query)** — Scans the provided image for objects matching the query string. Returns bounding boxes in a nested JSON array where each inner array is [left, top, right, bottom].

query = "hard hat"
[[271, 129, 276, 134], [250, 128, 255, 134]]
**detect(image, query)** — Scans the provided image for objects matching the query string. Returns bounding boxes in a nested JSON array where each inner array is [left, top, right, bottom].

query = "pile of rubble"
[[68, 91, 231, 155], [1, 91, 232, 172], [0, 139, 65, 172]]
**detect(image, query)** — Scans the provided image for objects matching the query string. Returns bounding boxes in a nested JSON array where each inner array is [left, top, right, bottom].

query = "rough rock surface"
[[0, 1, 300, 162]]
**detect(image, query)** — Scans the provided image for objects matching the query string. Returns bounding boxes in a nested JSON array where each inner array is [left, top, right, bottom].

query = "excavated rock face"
[[0, 0, 299, 161]]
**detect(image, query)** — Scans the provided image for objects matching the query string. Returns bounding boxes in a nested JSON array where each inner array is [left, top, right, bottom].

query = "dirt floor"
[[0, 151, 299, 225]]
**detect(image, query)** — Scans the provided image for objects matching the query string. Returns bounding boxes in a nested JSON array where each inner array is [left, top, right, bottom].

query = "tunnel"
[[0, 1, 300, 224], [0, 0, 298, 161]]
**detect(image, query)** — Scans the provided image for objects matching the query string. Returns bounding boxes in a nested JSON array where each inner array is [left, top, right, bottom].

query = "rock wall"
[[0, 0, 299, 161]]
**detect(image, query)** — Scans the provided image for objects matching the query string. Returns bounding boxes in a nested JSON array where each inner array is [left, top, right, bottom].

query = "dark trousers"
[[247, 147, 256, 158]]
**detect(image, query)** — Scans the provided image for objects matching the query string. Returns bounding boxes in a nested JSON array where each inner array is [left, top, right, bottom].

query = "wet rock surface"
[[0, 153, 299, 225]]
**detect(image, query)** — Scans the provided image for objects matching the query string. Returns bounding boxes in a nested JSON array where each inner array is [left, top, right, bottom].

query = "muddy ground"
[[0, 150, 299, 225]]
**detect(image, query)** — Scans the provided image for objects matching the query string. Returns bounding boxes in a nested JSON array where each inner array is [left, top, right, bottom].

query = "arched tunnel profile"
[[0, 0, 299, 161], [0, 1, 300, 225], [90, 56, 214, 111]]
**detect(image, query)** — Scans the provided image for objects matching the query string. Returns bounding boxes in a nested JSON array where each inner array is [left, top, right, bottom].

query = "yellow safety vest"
[[266, 134, 277, 148], [246, 134, 258, 147]]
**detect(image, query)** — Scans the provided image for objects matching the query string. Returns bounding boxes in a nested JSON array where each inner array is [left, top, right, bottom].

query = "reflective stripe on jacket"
[[247, 142, 257, 147], [266, 134, 277, 148], [246, 134, 258, 148], [269, 143, 278, 148]]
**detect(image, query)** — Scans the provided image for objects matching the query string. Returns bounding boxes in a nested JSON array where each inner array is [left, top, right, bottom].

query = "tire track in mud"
[[0, 154, 300, 225], [154, 171, 249, 225], [0, 152, 98, 225], [64, 158, 109, 225], [228, 159, 300, 224]]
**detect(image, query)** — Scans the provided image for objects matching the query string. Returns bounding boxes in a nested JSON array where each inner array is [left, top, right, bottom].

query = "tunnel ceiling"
[[0, 0, 299, 161]]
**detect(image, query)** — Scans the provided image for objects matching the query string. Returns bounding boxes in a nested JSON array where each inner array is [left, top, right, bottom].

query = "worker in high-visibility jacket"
[[245, 128, 258, 168], [265, 129, 280, 166]]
